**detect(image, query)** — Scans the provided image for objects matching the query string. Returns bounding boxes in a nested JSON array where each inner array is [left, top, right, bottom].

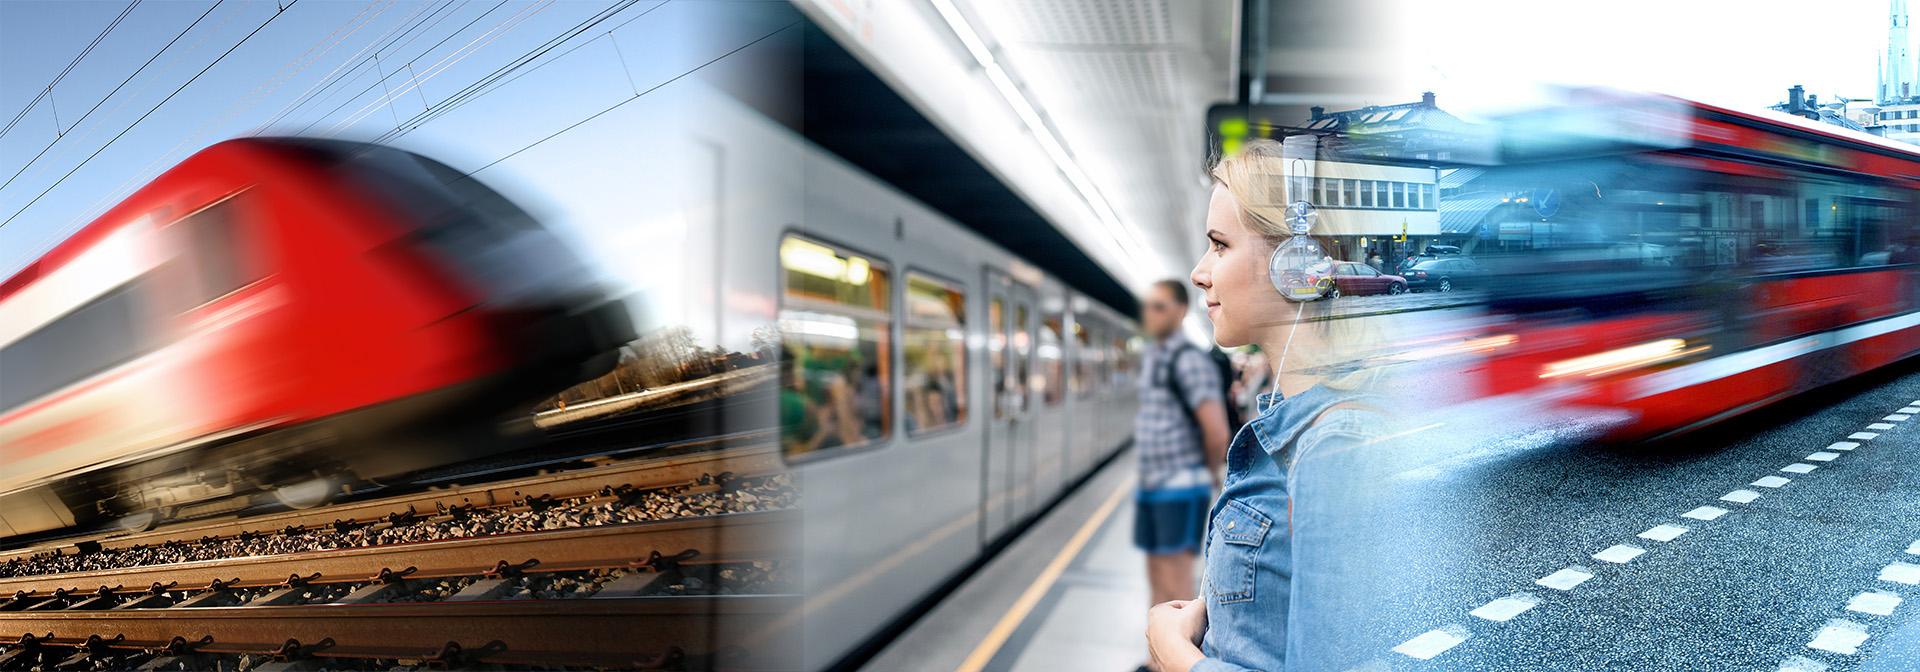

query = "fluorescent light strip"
[[927, 0, 1153, 272]]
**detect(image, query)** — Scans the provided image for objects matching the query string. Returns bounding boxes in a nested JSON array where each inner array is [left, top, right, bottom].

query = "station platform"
[[862, 448, 1155, 672]]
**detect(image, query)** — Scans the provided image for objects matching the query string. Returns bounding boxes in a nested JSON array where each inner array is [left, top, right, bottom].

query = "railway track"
[[0, 437, 798, 670]]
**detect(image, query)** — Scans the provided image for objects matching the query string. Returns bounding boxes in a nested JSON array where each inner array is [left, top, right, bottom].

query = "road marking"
[[1593, 544, 1646, 563], [1907, 539, 1920, 556], [1752, 476, 1792, 488], [1868, 422, 1895, 430], [1850, 432, 1879, 440], [1779, 654, 1830, 672], [1900, 406, 1920, 413], [1781, 463, 1817, 474], [953, 477, 1131, 672], [1805, 452, 1840, 462], [1470, 593, 1539, 622], [1392, 625, 1469, 660], [1829, 441, 1861, 451], [1847, 590, 1903, 616], [1722, 489, 1762, 503], [1881, 561, 1920, 585], [1885, 414, 1911, 422], [1537, 566, 1595, 590], [1807, 618, 1869, 655], [1682, 505, 1728, 521], [1639, 524, 1689, 542]]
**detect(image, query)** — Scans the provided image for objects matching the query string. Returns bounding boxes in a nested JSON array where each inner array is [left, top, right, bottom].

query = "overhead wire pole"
[[0, 0, 301, 230]]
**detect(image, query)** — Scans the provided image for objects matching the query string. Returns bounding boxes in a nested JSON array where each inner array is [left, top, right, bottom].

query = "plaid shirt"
[[1135, 335, 1223, 490]]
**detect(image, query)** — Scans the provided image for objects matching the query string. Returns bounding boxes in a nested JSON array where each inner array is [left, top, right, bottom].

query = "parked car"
[[1325, 261, 1408, 298], [1404, 256, 1483, 292], [1395, 245, 1463, 274]]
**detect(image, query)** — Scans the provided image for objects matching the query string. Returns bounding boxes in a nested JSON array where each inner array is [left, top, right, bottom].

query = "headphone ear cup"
[[1269, 235, 1330, 302]]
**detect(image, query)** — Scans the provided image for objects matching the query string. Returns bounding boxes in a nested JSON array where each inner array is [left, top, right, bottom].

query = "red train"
[[1463, 93, 1920, 438], [0, 138, 631, 539]]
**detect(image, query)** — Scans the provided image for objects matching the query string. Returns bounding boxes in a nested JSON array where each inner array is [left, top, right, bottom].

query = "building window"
[[1343, 179, 1357, 206], [1359, 180, 1374, 207], [903, 272, 966, 435], [1409, 183, 1422, 209], [778, 235, 892, 459], [1422, 184, 1434, 208], [1375, 181, 1389, 208], [1392, 182, 1407, 208]]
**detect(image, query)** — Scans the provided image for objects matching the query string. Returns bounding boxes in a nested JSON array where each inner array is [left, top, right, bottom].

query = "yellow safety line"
[[954, 477, 1134, 672]]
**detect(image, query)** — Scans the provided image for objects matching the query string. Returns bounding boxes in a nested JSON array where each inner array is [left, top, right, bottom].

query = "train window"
[[1012, 304, 1032, 414], [1040, 313, 1065, 406], [1072, 319, 1097, 398], [989, 297, 1006, 420], [903, 272, 966, 434], [0, 280, 160, 412], [777, 235, 891, 459], [1111, 335, 1131, 388], [175, 197, 263, 305]]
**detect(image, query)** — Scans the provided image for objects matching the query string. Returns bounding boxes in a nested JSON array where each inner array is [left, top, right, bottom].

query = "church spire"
[[1887, 0, 1913, 103]]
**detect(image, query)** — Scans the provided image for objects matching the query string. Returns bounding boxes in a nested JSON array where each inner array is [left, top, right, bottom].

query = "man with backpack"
[[1133, 279, 1236, 639]]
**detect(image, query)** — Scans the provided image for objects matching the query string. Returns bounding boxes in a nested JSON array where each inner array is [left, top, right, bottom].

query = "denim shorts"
[[1134, 485, 1213, 555]]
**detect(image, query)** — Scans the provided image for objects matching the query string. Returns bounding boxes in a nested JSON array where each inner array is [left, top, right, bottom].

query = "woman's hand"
[[1146, 599, 1208, 672]]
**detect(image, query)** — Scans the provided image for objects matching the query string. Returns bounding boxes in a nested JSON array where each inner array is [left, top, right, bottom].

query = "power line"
[[0, 0, 143, 140], [288, 0, 512, 137], [0, 0, 225, 192], [0, 1, 300, 230]]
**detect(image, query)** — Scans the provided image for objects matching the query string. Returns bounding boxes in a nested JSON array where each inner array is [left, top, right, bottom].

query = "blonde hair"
[[1208, 138, 1381, 392]]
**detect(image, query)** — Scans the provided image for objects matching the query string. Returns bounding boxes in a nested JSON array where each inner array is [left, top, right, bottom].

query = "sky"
[[1377, 0, 1885, 119], [0, 0, 1897, 279]]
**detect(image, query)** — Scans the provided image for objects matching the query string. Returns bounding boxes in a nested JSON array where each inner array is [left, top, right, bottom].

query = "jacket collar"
[[1248, 383, 1356, 456]]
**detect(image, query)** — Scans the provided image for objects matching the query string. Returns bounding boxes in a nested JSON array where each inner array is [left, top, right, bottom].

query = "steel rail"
[[2, 438, 778, 561], [0, 594, 801, 669], [0, 509, 794, 597]]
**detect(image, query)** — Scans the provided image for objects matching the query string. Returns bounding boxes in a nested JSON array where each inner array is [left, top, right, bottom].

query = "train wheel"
[[116, 510, 159, 533], [273, 477, 337, 510]]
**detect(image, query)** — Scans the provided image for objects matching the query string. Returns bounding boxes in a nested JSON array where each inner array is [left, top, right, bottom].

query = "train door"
[[980, 271, 1017, 542], [1007, 284, 1039, 523]]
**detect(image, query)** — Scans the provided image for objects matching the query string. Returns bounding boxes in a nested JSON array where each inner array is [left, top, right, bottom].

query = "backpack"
[[1159, 343, 1245, 437]]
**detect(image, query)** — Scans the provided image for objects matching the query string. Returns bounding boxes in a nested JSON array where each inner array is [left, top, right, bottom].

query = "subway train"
[[0, 138, 633, 539], [770, 134, 1142, 669]]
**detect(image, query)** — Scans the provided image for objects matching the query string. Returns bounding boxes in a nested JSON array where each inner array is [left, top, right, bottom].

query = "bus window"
[[904, 272, 966, 434], [778, 235, 891, 459]]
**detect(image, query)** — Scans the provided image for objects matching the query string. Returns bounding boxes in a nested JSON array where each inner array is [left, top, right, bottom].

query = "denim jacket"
[[1195, 383, 1386, 672]]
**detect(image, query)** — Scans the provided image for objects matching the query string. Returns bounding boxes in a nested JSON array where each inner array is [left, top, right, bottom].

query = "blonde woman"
[[1146, 139, 1391, 672]]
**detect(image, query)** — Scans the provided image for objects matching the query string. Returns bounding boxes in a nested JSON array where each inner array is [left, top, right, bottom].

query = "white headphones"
[[1268, 199, 1331, 302]]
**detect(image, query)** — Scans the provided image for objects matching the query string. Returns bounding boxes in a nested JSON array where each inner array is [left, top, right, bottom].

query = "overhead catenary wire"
[[0, 0, 227, 193], [0, 0, 143, 140], [0, 1, 301, 230], [246, 0, 458, 136], [284, 0, 514, 137], [319, 0, 556, 137]]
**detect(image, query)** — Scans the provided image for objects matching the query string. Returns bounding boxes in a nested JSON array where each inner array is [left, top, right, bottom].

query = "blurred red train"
[[1462, 93, 1920, 438], [0, 138, 631, 539]]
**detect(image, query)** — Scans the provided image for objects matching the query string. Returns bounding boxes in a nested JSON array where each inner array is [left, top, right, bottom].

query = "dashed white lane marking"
[[1593, 544, 1646, 564], [1779, 654, 1830, 672], [1885, 414, 1911, 422], [1850, 432, 1880, 440], [1752, 476, 1792, 488], [1881, 561, 1920, 585], [1682, 505, 1728, 521], [1829, 441, 1861, 451], [1805, 452, 1840, 462], [1807, 618, 1870, 655], [1469, 593, 1539, 622], [1868, 423, 1895, 430], [1537, 566, 1595, 590], [1722, 489, 1762, 503], [1391, 625, 1469, 660], [1781, 463, 1817, 474], [1907, 539, 1920, 556], [1846, 590, 1903, 617], [1638, 524, 1689, 542], [1900, 406, 1920, 413]]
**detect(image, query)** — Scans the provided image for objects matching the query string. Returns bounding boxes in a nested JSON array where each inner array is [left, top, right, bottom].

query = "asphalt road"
[[1324, 358, 1920, 671]]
